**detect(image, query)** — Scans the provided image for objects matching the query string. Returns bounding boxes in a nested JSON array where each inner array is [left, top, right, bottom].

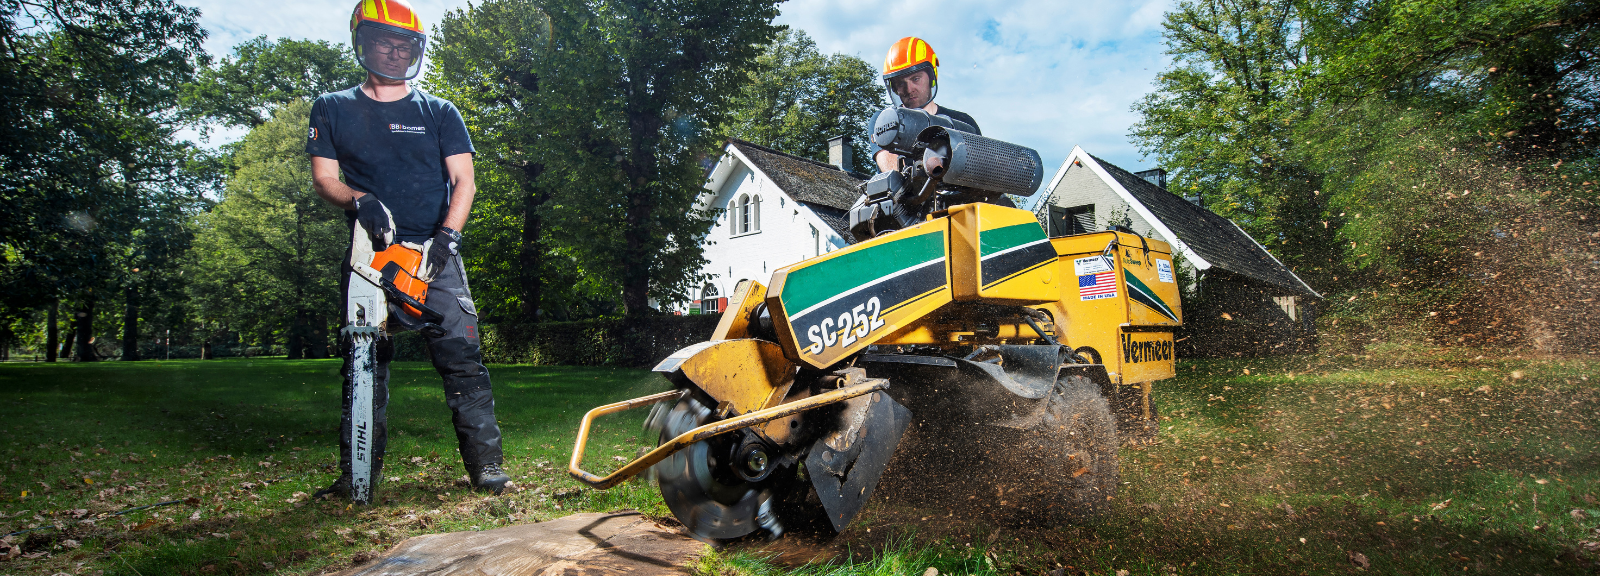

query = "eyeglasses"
[[371, 41, 416, 57]]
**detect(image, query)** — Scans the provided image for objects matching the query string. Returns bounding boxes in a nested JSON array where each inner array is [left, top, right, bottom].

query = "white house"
[[684, 138, 865, 314], [1034, 147, 1322, 354]]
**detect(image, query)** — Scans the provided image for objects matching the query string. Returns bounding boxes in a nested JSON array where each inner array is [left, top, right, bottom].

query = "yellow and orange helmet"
[[882, 37, 939, 108], [350, 0, 427, 81]]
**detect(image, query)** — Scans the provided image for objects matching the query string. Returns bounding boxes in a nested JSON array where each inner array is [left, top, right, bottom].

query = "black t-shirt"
[[306, 86, 475, 243], [866, 104, 981, 159]]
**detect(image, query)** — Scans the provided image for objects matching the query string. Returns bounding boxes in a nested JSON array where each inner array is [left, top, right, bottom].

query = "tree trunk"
[[46, 301, 58, 362], [519, 188, 545, 323], [288, 309, 307, 359], [74, 300, 97, 362], [123, 285, 140, 361]]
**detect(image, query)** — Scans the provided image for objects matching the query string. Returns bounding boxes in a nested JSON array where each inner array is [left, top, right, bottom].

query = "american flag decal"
[[1079, 271, 1117, 300]]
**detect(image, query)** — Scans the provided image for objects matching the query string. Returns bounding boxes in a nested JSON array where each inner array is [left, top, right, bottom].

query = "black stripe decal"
[[789, 259, 947, 334], [980, 241, 1058, 287], [1127, 284, 1180, 323]]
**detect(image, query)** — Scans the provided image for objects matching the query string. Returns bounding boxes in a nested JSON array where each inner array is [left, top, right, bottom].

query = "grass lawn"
[[0, 350, 1597, 575], [0, 359, 673, 575]]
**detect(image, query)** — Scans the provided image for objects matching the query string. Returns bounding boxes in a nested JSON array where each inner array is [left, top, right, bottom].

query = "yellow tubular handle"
[[568, 381, 889, 490]]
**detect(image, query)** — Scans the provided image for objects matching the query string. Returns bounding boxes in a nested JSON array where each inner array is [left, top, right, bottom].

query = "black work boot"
[[470, 463, 510, 495], [313, 475, 351, 500]]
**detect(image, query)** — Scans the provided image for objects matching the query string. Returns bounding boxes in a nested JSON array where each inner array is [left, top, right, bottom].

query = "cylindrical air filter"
[[939, 131, 1044, 197]]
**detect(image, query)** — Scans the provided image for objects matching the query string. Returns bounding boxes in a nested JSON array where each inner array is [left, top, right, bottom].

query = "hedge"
[[479, 315, 721, 367]]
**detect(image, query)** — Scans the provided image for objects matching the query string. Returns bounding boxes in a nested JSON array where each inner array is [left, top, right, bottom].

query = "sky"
[[186, 0, 1176, 180]]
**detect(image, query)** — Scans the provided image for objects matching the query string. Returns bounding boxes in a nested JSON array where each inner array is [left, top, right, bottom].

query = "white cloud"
[[186, 0, 1177, 180]]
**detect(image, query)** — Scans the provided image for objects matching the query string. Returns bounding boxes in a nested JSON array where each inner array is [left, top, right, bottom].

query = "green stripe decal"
[[783, 231, 946, 314], [1123, 269, 1179, 322], [979, 223, 1047, 256]]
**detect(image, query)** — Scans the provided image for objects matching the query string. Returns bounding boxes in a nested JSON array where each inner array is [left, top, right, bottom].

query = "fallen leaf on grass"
[[1348, 551, 1371, 569], [61, 539, 80, 549], [1431, 499, 1452, 511], [1072, 467, 1089, 478], [1535, 478, 1549, 485]]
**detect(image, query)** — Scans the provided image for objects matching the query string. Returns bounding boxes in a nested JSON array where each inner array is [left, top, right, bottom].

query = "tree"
[[1130, 0, 1344, 287], [183, 36, 366, 130], [1133, 0, 1600, 352], [429, 0, 782, 318], [1308, 0, 1600, 161], [720, 29, 884, 168], [186, 101, 347, 358], [0, 0, 210, 360]]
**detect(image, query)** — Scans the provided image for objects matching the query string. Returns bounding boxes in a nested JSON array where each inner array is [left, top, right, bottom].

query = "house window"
[[733, 194, 761, 236], [700, 284, 720, 314], [1048, 204, 1095, 237]]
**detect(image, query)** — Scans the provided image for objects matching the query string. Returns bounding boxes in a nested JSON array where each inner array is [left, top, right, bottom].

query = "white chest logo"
[[389, 123, 426, 134]]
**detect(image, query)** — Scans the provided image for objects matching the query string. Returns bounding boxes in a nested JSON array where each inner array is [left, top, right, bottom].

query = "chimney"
[[828, 136, 853, 173], [1134, 168, 1168, 189]]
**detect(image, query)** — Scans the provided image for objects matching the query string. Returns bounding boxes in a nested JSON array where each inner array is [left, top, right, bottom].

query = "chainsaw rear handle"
[[378, 279, 449, 338]]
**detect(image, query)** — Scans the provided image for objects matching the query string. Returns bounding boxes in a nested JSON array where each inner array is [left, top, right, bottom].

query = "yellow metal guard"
[[568, 381, 889, 489]]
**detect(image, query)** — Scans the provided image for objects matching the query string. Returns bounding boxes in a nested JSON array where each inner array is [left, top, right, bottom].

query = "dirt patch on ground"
[[326, 511, 706, 575]]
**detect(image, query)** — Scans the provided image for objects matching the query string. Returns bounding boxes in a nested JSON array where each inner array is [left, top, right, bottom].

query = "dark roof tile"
[[1088, 154, 1320, 299], [729, 139, 866, 212]]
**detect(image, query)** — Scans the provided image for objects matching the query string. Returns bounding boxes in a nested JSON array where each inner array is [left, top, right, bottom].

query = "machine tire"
[[1010, 373, 1120, 525]]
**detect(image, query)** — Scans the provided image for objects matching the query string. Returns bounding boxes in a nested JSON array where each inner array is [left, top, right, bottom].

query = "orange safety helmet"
[[350, 0, 427, 81], [882, 37, 939, 108]]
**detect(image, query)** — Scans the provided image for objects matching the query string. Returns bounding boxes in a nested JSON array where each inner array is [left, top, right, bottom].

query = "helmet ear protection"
[[351, 0, 428, 81], [882, 36, 939, 108]]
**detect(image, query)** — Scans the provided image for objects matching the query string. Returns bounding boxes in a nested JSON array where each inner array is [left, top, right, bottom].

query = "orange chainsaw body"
[[370, 244, 428, 318]]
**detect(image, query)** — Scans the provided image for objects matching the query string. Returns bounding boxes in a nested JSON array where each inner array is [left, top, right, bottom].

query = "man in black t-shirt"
[[306, 0, 509, 497], [869, 36, 981, 173]]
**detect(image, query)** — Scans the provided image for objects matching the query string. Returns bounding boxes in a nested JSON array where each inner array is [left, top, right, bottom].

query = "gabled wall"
[[690, 151, 848, 312], [1044, 160, 1161, 239]]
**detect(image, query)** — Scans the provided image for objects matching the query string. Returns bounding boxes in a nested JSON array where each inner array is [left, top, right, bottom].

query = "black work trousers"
[[337, 248, 504, 485]]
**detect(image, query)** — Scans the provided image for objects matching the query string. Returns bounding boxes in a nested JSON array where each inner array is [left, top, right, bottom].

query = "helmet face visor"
[[884, 63, 937, 109], [355, 25, 426, 80]]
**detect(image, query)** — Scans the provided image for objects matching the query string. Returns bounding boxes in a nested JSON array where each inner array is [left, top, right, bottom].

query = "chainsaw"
[[342, 221, 448, 504]]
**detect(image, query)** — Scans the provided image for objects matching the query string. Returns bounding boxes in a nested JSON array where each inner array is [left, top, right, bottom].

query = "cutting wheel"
[[650, 395, 782, 542]]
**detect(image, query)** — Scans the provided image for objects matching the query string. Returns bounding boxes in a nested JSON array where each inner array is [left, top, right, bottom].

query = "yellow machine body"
[[1051, 231, 1182, 385]]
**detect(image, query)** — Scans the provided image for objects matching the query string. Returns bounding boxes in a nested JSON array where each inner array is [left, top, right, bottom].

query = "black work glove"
[[418, 226, 461, 282], [354, 194, 396, 250]]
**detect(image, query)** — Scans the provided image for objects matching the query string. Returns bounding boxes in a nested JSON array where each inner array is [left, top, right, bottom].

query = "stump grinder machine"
[[568, 106, 1184, 541]]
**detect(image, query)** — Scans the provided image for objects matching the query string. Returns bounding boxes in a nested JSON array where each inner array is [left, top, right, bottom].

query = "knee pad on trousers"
[[433, 336, 491, 395]]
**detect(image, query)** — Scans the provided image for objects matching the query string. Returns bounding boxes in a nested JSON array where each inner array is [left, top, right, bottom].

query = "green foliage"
[[185, 101, 347, 357], [1307, 0, 1600, 160], [428, 0, 783, 317], [183, 36, 366, 129], [720, 29, 885, 169], [1133, 0, 1600, 351], [1130, 0, 1343, 284], [0, 0, 213, 359], [480, 315, 718, 366]]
